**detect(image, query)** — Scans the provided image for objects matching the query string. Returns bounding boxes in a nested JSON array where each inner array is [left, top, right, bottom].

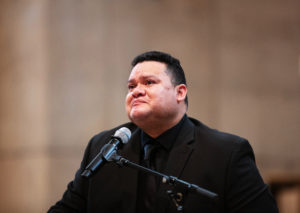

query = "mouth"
[[132, 99, 147, 107]]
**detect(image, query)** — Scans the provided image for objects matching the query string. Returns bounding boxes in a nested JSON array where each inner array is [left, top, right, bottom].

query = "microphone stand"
[[111, 153, 218, 212]]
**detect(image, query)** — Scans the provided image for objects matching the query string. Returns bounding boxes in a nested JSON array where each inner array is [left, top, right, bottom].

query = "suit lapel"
[[163, 118, 195, 178], [155, 118, 195, 212]]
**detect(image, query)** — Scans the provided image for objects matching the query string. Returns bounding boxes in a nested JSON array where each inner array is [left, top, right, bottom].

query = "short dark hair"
[[131, 51, 188, 106]]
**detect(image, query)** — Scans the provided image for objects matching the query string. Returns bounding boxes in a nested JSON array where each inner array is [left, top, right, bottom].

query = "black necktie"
[[141, 141, 160, 212], [143, 142, 158, 169]]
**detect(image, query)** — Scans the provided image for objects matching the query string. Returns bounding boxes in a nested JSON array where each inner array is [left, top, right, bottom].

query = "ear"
[[176, 84, 187, 103]]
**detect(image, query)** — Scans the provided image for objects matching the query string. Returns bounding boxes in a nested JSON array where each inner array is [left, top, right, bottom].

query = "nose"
[[131, 84, 146, 98]]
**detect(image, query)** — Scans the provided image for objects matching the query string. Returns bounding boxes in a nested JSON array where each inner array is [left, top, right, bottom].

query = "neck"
[[138, 112, 185, 138]]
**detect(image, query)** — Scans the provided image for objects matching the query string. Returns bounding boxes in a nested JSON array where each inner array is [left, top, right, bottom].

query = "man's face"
[[126, 61, 180, 124]]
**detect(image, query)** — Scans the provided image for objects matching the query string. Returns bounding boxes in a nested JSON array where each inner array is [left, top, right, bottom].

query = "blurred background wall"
[[0, 0, 299, 212]]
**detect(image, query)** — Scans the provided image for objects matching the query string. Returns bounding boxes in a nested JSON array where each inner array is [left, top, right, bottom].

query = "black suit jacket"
[[48, 117, 278, 213]]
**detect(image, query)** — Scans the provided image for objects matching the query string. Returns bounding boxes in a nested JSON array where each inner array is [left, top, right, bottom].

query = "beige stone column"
[[0, 1, 49, 212]]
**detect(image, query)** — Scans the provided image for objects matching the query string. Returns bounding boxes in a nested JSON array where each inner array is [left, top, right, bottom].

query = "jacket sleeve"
[[225, 140, 279, 213], [47, 136, 95, 213]]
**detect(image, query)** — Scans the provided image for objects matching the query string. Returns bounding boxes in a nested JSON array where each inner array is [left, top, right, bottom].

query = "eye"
[[128, 84, 135, 90], [146, 80, 154, 85]]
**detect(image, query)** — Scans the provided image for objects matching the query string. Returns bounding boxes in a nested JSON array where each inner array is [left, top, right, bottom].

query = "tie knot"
[[143, 141, 160, 168]]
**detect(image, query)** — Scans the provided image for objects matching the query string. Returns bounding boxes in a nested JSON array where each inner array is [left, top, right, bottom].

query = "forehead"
[[129, 61, 169, 80]]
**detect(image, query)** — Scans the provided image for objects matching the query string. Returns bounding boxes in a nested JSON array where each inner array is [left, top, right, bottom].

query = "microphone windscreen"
[[114, 127, 131, 144]]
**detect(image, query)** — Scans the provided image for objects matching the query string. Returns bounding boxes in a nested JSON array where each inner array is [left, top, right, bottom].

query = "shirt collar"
[[141, 114, 187, 151]]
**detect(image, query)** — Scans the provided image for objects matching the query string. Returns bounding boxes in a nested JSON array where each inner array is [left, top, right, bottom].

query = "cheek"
[[156, 88, 175, 101], [125, 94, 132, 107]]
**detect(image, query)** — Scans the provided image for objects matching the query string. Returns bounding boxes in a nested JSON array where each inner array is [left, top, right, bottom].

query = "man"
[[48, 51, 278, 212]]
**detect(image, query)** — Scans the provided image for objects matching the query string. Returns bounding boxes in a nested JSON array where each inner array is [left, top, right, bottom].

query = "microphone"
[[81, 127, 131, 178]]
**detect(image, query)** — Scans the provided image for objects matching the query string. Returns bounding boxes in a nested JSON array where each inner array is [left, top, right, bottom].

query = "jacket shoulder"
[[189, 117, 249, 151]]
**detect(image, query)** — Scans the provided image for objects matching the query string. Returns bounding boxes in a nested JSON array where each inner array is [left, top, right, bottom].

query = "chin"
[[129, 110, 150, 123]]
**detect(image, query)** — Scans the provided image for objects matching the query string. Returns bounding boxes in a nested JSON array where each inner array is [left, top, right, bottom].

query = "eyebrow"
[[128, 75, 160, 83]]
